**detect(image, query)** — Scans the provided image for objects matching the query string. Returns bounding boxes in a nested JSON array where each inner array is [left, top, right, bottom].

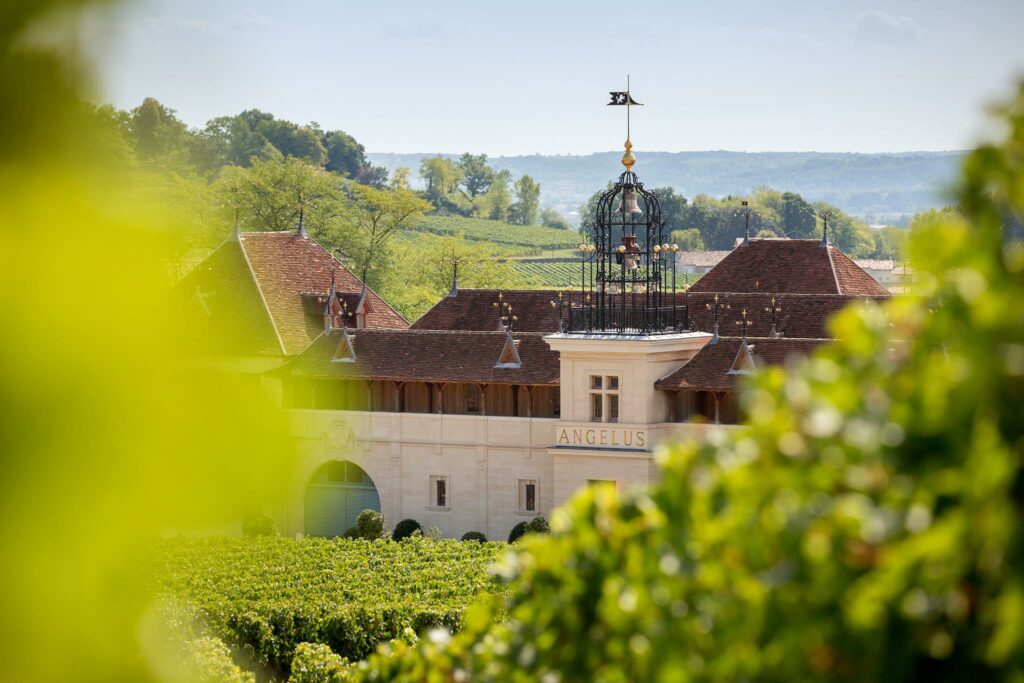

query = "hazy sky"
[[82, 0, 1024, 156]]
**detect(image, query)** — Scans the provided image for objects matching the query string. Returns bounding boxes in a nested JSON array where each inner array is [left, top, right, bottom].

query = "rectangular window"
[[589, 375, 620, 424], [518, 479, 538, 513], [429, 475, 448, 508]]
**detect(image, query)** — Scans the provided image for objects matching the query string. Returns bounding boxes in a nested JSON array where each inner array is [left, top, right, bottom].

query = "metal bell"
[[618, 189, 642, 214]]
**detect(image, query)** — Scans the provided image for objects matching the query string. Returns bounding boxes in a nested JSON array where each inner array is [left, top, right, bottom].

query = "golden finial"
[[622, 138, 636, 171]]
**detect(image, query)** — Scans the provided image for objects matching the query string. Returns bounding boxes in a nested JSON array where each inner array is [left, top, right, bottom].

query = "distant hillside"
[[367, 151, 963, 225]]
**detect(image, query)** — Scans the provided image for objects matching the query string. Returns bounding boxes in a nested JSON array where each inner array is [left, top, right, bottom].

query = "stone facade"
[[277, 331, 731, 541]]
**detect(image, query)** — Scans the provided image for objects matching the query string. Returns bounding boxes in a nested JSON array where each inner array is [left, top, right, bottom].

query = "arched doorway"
[[304, 460, 381, 537]]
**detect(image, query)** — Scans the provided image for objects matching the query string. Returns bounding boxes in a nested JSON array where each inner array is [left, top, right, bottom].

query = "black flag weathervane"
[[608, 75, 642, 171]]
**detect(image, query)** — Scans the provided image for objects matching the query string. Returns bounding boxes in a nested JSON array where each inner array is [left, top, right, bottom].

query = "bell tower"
[[545, 79, 712, 502]]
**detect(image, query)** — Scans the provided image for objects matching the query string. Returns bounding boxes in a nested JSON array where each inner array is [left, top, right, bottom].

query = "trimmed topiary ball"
[[241, 512, 277, 537], [508, 521, 528, 543], [356, 509, 386, 540], [461, 531, 487, 542], [525, 516, 550, 534], [341, 526, 359, 539], [392, 518, 422, 541]]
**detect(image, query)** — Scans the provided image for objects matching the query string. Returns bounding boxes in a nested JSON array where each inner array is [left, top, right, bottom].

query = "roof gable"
[[728, 339, 756, 375], [495, 332, 522, 369], [333, 326, 356, 362]]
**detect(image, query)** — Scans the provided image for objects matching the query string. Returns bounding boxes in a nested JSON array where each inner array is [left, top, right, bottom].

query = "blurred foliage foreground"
[[3, 0, 1024, 679], [342, 89, 1024, 682]]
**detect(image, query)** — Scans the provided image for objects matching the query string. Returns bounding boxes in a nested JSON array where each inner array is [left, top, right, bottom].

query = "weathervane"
[[608, 75, 643, 171], [735, 308, 753, 341], [706, 293, 731, 345], [493, 292, 518, 332], [818, 208, 832, 247], [739, 200, 752, 247]]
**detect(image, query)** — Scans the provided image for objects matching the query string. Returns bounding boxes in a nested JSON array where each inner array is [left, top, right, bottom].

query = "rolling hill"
[[368, 150, 962, 225]]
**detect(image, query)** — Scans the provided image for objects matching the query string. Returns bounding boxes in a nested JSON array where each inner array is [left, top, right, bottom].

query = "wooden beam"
[[522, 386, 532, 418], [435, 383, 445, 414], [479, 384, 488, 417], [668, 390, 678, 423]]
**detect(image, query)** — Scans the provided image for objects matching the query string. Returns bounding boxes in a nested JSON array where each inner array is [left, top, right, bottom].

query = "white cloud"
[[847, 10, 920, 45]]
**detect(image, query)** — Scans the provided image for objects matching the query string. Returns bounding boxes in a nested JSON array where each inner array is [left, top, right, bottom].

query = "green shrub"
[[341, 526, 358, 540], [460, 531, 486, 542], [288, 642, 349, 683], [524, 516, 549, 535], [507, 522, 528, 543], [391, 519, 421, 541], [241, 512, 277, 537], [355, 510, 385, 540]]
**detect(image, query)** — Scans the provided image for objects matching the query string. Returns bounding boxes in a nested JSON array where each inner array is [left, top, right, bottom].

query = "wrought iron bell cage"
[[563, 170, 689, 335]]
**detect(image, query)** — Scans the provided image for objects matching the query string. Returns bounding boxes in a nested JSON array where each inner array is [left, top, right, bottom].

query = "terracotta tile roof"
[[655, 337, 827, 391], [238, 231, 407, 354], [688, 239, 890, 296], [277, 329, 560, 385], [412, 289, 564, 332], [409, 288, 883, 340], [680, 292, 887, 340], [173, 238, 283, 357]]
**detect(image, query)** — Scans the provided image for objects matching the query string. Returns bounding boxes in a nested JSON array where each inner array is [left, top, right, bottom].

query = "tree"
[[389, 167, 411, 190], [322, 129, 367, 177], [214, 155, 350, 234], [540, 207, 572, 230], [255, 118, 326, 166], [379, 232, 520, 321], [476, 170, 512, 221], [129, 97, 188, 163], [871, 225, 908, 259], [669, 228, 705, 251], [780, 191, 817, 238], [419, 156, 463, 205], [457, 153, 495, 198], [509, 175, 541, 225], [345, 185, 431, 287], [651, 187, 689, 231]]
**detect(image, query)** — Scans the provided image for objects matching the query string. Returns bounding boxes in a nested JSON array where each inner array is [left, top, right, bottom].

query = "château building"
[[181, 154, 890, 542]]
